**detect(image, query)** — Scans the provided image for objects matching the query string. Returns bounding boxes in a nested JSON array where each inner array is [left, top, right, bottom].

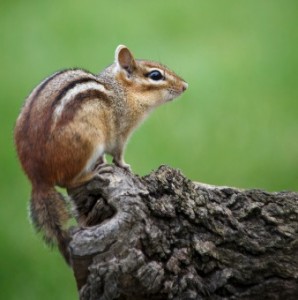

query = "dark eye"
[[146, 70, 164, 81]]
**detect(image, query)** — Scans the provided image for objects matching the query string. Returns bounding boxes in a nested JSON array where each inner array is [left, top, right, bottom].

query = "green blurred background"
[[0, 0, 297, 298]]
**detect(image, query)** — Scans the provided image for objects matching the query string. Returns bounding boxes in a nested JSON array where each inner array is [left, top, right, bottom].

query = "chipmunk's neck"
[[98, 65, 125, 97], [97, 64, 151, 120], [98, 65, 151, 133]]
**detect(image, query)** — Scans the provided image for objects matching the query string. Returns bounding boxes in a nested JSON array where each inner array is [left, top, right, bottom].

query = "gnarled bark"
[[67, 165, 298, 300]]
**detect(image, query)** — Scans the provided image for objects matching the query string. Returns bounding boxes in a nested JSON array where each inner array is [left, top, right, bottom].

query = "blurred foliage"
[[0, 0, 297, 299]]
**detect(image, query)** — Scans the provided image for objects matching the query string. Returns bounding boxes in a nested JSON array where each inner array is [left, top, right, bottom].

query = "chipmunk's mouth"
[[167, 82, 188, 101], [167, 89, 185, 101]]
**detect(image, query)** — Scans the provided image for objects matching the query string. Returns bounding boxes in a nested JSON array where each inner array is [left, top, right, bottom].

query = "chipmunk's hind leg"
[[67, 143, 105, 188]]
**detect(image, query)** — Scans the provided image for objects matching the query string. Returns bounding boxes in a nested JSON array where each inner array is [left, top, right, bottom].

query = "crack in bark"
[[67, 165, 298, 299]]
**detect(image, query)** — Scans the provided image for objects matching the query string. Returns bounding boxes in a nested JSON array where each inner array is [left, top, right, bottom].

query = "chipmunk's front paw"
[[113, 159, 132, 172]]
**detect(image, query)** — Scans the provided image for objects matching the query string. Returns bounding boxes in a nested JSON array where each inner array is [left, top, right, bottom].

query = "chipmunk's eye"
[[146, 70, 164, 81]]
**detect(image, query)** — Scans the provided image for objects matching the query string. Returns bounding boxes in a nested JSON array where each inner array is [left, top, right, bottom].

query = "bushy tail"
[[30, 185, 71, 265]]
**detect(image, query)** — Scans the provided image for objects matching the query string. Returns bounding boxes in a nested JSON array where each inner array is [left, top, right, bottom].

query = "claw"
[[113, 159, 132, 172], [95, 165, 115, 174]]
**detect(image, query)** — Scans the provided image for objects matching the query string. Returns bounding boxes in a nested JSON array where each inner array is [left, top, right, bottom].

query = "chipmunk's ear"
[[115, 45, 136, 75]]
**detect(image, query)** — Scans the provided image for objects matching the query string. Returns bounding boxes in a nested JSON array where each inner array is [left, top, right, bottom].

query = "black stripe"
[[20, 69, 71, 141], [33, 69, 71, 99], [70, 88, 110, 106], [51, 77, 102, 109], [58, 89, 110, 126], [45, 76, 104, 136]]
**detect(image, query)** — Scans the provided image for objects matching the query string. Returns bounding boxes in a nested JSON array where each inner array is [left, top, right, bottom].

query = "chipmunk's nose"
[[182, 81, 188, 92]]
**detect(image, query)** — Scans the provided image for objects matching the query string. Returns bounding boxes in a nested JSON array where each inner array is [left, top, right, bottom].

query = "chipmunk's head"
[[113, 45, 188, 110]]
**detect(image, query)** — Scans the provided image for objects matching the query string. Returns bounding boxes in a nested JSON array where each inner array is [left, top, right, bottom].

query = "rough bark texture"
[[67, 165, 298, 300]]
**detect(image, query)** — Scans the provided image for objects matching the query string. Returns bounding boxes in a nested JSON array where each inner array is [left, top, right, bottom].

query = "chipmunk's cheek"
[[152, 89, 168, 105], [158, 88, 170, 100]]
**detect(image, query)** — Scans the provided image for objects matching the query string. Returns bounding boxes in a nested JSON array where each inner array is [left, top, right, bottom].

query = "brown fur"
[[14, 45, 188, 264]]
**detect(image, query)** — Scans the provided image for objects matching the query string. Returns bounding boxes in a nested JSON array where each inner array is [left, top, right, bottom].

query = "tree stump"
[[67, 165, 298, 300]]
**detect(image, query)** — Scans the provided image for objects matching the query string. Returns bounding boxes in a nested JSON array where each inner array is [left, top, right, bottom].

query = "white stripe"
[[53, 81, 107, 120], [25, 70, 87, 108], [146, 67, 164, 73]]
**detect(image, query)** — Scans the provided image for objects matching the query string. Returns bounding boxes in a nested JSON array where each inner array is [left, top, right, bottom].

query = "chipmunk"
[[14, 45, 188, 264]]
